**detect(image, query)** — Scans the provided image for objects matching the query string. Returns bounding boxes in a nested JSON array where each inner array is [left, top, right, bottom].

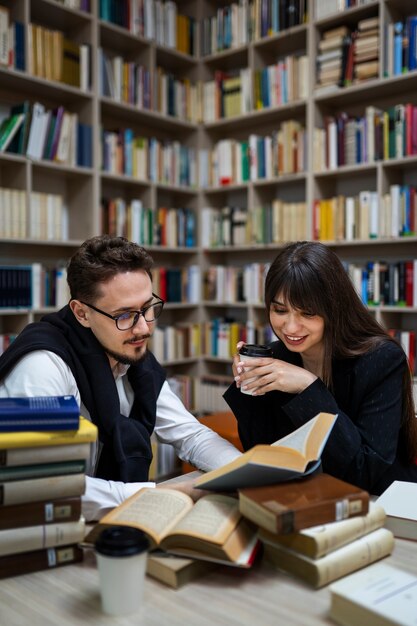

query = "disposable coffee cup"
[[239, 344, 273, 395], [95, 525, 149, 616]]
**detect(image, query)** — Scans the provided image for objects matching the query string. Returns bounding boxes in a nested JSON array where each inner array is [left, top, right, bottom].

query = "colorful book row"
[[101, 130, 197, 187], [346, 259, 417, 309], [99, 0, 197, 56], [0, 263, 69, 309], [315, 103, 417, 170], [313, 186, 417, 242], [101, 199, 196, 247], [0, 101, 92, 168], [200, 0, 308, 56], [152, 265, 201, 303]]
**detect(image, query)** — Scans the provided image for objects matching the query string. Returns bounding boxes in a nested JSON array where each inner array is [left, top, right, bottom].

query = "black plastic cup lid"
[[239, 344, 273, 357], [95, 525, 150, 557]]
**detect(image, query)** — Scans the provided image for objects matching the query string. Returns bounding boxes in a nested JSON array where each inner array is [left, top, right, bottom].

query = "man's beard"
[[105, 336, 151, 366]]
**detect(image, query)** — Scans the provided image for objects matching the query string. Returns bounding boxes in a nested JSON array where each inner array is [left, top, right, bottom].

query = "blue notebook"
[[0, 396, 80, 432]]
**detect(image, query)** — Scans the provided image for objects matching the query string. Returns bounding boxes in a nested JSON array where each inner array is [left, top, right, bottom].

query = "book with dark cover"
[[0, 459, 86, 482], [0, 395, 80, 431], [0, 544, 83, 579], [238, 473, 369, 534], [195, 413, 338, 491], [0, 497, 82, 530]]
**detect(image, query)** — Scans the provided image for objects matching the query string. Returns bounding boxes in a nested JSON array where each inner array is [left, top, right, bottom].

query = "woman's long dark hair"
[[265, 241, 417, 463]]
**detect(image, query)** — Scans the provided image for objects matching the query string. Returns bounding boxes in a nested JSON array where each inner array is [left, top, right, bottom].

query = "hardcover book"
[[0, 544, 83, 580], [0, 415, 97, 450], [146, 553, 218, 588], [238, 473, 369, 535], [0, 497, 82, 530], [0, 473, 86, 506], [195, 412, 338, 491], [329, 562, 417, 626], [264, 527, 394, 588], [0, 395, 80, 431], [86, 488, 260, 568], [376, 480, 417, 540], [259, 502, 385, 559], [0, 516, 86, 557], [0, 459, 87, 482], [0, 441, 92, 468]]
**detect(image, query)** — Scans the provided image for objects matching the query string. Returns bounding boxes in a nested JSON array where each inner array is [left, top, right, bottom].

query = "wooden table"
[[0, 538, 415, 626]]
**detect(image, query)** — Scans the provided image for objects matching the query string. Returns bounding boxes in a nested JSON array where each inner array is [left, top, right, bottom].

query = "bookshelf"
[[0, 0, 416, 417]]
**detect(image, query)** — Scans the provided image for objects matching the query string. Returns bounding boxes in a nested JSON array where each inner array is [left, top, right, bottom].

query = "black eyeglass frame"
[[79, 293, 165, 330]]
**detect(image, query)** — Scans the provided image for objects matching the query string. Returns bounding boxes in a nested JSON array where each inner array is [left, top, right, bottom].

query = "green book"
[[0, 459, 86, 482], [0, 114, 25, 151]]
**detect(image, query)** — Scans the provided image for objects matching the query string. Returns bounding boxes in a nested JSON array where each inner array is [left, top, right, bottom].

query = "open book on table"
[[195, 412, 338, 491], [86, 488, 259, 568]]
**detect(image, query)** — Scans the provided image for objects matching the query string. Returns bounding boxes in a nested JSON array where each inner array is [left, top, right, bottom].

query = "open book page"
[[100, 488, 193, 546], [167, 495, 240, 544], [272, 412, 337, 460]]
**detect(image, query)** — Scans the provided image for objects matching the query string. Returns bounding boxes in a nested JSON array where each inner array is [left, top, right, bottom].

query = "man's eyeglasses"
[[80, 294, 165, 330]]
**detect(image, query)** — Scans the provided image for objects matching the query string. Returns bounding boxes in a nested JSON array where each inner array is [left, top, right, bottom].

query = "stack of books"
[[316, 26, 351, 90], [0, 396, 98, 579], [354, 16, 379, 83], [238, 473, 394, 588]]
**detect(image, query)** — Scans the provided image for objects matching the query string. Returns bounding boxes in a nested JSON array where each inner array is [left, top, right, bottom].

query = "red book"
[[408, 330, 416, 374], [159, 267, 167, 301], [405, 260, 414, 306]]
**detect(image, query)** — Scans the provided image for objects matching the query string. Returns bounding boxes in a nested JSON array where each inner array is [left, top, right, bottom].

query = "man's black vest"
[[0, 305, 166, 482]]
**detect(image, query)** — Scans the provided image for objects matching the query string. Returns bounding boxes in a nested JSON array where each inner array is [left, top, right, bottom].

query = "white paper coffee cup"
[[95, 526, 149, 616], [239, 344, 273, 395]]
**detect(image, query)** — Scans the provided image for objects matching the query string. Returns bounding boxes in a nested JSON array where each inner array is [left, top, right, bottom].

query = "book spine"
[[0, 473, 85, 506], [0, 497, 82, 530], [2, 442, 91, 467], [0, 518, 85, 556], [0, 544, 83, 579], [275, 494, 369, 533], [265, 528, 394, 588]]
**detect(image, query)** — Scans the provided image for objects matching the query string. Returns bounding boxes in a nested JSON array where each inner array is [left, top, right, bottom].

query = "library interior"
[[0, 0, 417, 624]]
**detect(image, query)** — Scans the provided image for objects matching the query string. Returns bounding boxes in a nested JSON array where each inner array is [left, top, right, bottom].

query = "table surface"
[[0, 537, 416, 626]]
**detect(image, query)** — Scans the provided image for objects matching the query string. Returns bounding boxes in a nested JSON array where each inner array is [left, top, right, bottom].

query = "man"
[[0, 235, 241, 520]]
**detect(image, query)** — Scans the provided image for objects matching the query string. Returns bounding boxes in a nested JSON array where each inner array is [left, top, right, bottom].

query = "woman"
[[225, 241, 417, 494]]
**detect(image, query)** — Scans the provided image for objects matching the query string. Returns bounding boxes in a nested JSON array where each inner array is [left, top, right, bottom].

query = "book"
[[0, 459, 87, 481], [0, 113, 25, 152], [0, 496, 82, 530], [86, 488, 259, 567], [194, 412, 338, 491], [0, 517, 86, 557], [329, 562, 417, 626], [146, 553, 218, 588], [0, 395, 80, 431], [0, 441, 92, 467], [0, 473, 86, 506], [264, 527, 394, 588], [259, 502, 386, 559], [0, 415, 97, 450], [376, 480, 417, 540], [238, 473, 369, 535], [0, 544, 83, 580]]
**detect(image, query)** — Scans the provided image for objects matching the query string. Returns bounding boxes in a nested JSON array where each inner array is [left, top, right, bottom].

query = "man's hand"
[[156, 479, 207, 502]]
